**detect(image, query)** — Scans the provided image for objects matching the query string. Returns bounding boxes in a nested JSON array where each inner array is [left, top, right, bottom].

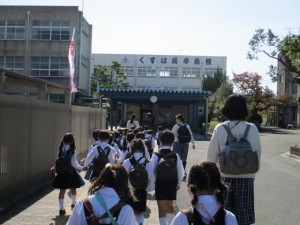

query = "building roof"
[[98, 88, 211, 104]]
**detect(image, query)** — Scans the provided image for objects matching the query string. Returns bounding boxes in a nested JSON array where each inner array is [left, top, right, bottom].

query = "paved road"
[[177, 127, 300, 225]]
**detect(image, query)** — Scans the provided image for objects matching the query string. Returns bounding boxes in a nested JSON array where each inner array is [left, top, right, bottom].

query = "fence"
[[0, 93, 106, 205]]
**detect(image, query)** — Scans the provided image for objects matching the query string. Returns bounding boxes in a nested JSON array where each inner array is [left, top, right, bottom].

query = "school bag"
[[128, 157, 149, 190], [55, 151, 72, 174], [219, 124, 259, 175], [155, 151, 178, 180], [181, 206, 226, 225], [177, 124, 191, 143], [92, 146, 111, 173], [83, 196, 126, 225]]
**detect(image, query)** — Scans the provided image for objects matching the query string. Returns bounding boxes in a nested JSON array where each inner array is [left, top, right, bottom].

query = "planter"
[[290, 146, 300, 157]]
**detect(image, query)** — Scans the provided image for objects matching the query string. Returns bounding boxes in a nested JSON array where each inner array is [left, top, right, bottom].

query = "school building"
[[92, 54, 227, 130]]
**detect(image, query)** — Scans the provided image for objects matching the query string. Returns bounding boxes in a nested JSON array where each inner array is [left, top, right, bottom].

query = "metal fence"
[[0, 93, 106, 205]]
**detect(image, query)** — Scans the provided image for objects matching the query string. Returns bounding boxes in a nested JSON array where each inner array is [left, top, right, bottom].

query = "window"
[[31, 57, 68, 77], [138, 67, 156, 77], [159, 67, 178, 77], [0, 20, 25, 40], [292, 106, 297, 121], [48, 94, 65, 103], [0, 56, 24, 72], [32, 20, 70, 41], [121, 66, 134, 77], [204, 68, 223, 76], [292, 83, 298, 94], [182, 67, 200, 78]]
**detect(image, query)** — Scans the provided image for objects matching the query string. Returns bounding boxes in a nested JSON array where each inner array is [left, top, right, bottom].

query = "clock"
[[150, 95, 158, 103]]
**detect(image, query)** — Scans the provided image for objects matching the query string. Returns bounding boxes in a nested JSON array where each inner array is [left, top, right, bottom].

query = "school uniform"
[[151, 146, 184, 200], [53, 148, 84, 189], [170, 195, 238, 225], [83, 142, 118, 180], [84, 140, 101, 180], [67, 187, 137, 225], [145, 134, 156, 157]]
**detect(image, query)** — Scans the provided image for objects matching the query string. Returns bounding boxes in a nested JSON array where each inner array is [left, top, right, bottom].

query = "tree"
[[91, 61, 131, 93], [202, 68, 227, 93], [248, 29, 300, 82]]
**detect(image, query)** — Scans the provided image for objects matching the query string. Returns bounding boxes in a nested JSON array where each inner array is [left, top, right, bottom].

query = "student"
[[52, 133, 84, 215], [145, 129, 156, 158], [151, 130, 184, 225], [207, 94, 261, 225], [67, 164, 137, 225], [126, 114, 140, 129], [170, 161, 238, 225], [135, 131, 151, 160], [122, 138, 155, 225], [83, 130, 118, 181], [155, 125, 164, 147]]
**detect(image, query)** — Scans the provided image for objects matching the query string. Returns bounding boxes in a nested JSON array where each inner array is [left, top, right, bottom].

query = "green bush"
[[208, 119, 220, 134]]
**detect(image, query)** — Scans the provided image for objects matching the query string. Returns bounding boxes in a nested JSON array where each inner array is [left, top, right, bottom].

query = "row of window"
[[0, 20, 70, 41]]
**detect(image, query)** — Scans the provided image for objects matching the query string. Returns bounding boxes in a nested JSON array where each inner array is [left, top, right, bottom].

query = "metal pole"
[[204, 96, 208, 139], [25, 11, 30, 74]]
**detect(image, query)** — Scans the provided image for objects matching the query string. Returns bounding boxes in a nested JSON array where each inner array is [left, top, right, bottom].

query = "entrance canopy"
[[98, 88, 211, 104]]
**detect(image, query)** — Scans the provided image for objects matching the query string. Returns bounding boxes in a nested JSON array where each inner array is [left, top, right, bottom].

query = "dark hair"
[[159, 129, 175, 146], [58, 133, 75, 157], [130, 114, 136, 123], [126, 132, 135, 143], [176, 114, 186, 123], [145, 129, 153, 135], [108, 132, 115, 145], [133, 126, 144, 135], [88, 164, 134, 202], [92, 129, 100, 141], [113, 131, 121, 139], [135, 131, 145, 139], [98, 130, 110, 141], [157, 125, 163, 131], [188, 161, 227, 207], [130, 138, 145, 155], [221, 94, 248, 120]]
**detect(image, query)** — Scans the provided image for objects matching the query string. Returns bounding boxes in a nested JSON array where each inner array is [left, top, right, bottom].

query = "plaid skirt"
[[223, 177, 255, 225]]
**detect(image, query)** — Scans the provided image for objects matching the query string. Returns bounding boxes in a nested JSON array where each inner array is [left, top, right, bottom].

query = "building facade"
[[0, 6, 92, 103]]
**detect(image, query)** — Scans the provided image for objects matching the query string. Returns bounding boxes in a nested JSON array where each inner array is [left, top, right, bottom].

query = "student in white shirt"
[[126, 114, 140, 129], [67, 164, 137, 225], [171, 161, 238, 225]]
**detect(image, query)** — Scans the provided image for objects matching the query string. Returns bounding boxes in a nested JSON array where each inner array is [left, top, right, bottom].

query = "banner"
[[68, 27, 78, 93]]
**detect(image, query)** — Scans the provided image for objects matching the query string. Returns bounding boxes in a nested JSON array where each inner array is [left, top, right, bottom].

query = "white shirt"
[[206, 120, 262, 178], [171, 122, 195, 145], [66, 187, 137, 225], [150, 146, 185, 187], [122, 152, 155, 192], [83, 142, 117, 167], [69, 151, 83, 171], [126, 119, 139, 129], [171, 195, 238, 225]]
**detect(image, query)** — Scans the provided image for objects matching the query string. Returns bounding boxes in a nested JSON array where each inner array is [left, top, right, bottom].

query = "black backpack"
[[177, 124, 191, 143], [55, 151, 73, 174], [128, 157, 149, 190], [182, 207, 226, 225], [92, 146, 111, 173], [155, 151, 178, 180]]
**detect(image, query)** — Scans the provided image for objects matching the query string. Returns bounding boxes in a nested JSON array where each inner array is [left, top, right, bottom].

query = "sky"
[[2, 0, 300, 93]]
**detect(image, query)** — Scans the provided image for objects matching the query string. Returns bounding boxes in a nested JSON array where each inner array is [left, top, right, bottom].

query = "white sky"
[[2, 0, 300, 93]]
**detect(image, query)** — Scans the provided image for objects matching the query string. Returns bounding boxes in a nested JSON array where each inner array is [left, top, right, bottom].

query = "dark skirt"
[[53, 169, 85, 189], [127, 189, 147, 212], [155, 179, 178, 200]]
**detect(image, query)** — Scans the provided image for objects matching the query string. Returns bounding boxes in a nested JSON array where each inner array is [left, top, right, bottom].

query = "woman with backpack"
[[122, 138, 155, 225], [171, 114, 195, 181], [51, 133, 84, 215], [67, 164, 137, 225], [206, 94, 261, 225], [151, 130, 184, 225], [170, 161, 238, 225]]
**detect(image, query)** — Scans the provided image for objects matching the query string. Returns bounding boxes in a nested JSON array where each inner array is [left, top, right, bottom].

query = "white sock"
[[166, 213, 175, 225], [159, 217, 167, 225], [71, 195, 76, 204], [135, 213, 144, 225], [59, 198, 64, 210]]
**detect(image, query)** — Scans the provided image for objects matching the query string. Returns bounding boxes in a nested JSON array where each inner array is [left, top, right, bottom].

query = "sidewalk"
[[0, 171, 160, 225]]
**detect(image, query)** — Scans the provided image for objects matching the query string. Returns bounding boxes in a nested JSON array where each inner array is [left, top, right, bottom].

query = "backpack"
[[55, 151, 72, 174], [128, 157, 149, 190], [92, 146, 111, 173], [177, 124, 191, 143], [144, 137, 153, 151], [83, 197, 126, 225], [155, 151, 178, 180], [182, 207, 226, 225], [219, 124, 259, 175]]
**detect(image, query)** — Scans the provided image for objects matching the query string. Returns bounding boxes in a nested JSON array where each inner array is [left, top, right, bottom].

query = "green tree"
[[202, 68, 227, 93], [91, 61, 131, 93], [248, 29, 300, 82]]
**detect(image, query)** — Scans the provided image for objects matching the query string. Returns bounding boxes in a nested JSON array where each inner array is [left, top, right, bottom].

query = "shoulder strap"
[[181, 209, 193, 225], [83, 197, 99, 223], [242, 124, 251, 140], [222, 124, 235, 144], [99, 201, 127, 219]]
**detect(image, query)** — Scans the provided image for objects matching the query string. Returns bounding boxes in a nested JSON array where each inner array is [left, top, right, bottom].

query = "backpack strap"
[[99, 201, 127, 219], [97, 145, 111, 157], [242, 124, 251, 140], [181, 208, 193, 225], [222, 124, 235, 144], [83, 197, 99, 224]]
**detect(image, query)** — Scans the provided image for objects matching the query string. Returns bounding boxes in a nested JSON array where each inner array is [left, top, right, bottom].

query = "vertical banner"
[[68, 27, 78, 94]]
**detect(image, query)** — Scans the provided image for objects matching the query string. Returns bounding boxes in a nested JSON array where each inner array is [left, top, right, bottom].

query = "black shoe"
[[182, 172, 187, 182], [59, 209, 66, 215], [71, 203, 75, 209]]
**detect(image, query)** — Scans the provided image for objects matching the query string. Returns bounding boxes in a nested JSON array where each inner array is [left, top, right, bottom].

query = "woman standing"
[[126, 114, 140, 129], [206, 94, 261, 225]]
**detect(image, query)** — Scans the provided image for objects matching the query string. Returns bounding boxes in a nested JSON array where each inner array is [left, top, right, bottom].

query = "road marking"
[[280, 152, 300, 163]]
